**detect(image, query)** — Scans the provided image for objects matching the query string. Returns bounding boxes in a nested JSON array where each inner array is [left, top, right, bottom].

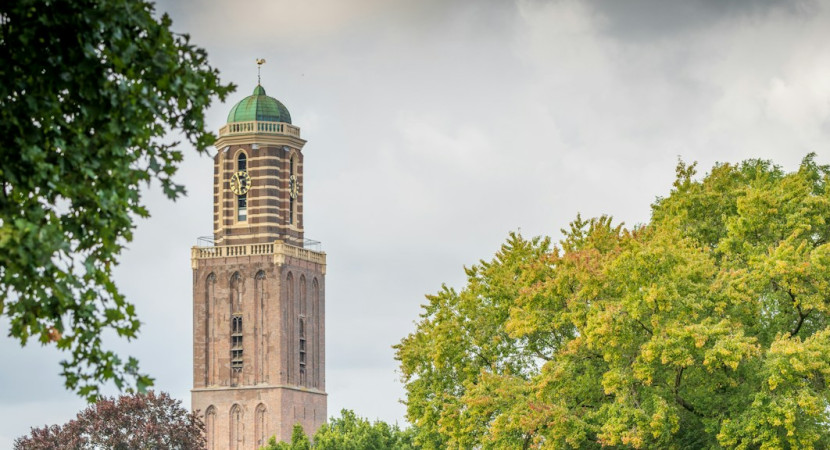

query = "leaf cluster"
[[0, 0, 234, 400], [395, 154, 830, 448], [13, 391, 205, 449], [264, 424, 312, 450], [261, 410, 417, 450]]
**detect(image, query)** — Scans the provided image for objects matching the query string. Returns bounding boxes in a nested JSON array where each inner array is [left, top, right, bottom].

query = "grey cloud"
[[2, 0, 828, 446], [582, 0, 816, 40]]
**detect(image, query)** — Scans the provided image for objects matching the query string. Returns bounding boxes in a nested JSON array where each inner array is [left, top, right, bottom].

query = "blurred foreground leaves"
[[0, 0, 233, 400]]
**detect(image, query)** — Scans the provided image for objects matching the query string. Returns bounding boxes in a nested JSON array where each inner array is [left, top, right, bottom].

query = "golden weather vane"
[[256, 58, 266, 85]]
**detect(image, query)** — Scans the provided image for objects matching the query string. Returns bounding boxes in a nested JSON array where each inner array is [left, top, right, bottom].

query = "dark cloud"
[[583, 0, 816, 40]]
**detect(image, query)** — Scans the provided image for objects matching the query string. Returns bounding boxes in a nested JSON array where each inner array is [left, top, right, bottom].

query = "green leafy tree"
[[263, 424, 311, 450], [396, 154, 830, 449], [313, 409, 417, 450], [291, 424, 312, 450], [261, 411, 417, 449], [394, 234, 554, 449], [0, 0, 233, 400]]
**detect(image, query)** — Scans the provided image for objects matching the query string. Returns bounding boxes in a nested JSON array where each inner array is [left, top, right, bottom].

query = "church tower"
[[191, 74, 327, 448]]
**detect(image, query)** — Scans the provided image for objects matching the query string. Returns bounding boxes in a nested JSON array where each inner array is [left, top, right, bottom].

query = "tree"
[[263, 424, 311, 450], [261, 410, 417, 449], [13, 391, 205, 449], [0, 0, 233, 400], [394, 233, 554, 449], [313, 409, 417, 450], [395, 154, 830, 448]]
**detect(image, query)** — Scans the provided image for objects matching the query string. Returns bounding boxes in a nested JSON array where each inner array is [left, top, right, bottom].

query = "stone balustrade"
[[218, 120, 301, 138], [192, 240, 325, 269]]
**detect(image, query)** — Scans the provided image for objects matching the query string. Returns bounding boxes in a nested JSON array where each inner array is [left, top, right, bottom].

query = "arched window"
[[229, 404, 243, 450], [285, 272, 294, 384], [288, 156, 296, 225], [237, 152, 248, 221], [231, 272, 242, 312], [205, 273, 216, 386], [205, 406, 216, 450], [230, 272, 243, 385], [255, 270, 266, 384], [255, 403, 268, 447], [312, 278, 320, 388], [299, 275, 307, 386], [238, 152, 247, 171]]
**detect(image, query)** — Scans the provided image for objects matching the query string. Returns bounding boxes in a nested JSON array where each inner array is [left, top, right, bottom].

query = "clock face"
[[289, 174, 299, 199], [230, 171, 251, 196]]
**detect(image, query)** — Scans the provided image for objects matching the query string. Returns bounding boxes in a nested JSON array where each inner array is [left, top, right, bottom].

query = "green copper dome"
[[226, 85, 292, 124]]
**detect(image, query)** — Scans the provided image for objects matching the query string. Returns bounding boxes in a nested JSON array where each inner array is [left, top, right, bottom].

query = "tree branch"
[[634, 318, 653, 335], [522, 432, 533, 450], [784, 287, 811, 338], [673, 367, 702, 417], [790, 304, 811, 337], [772, 282, 812, 338], [531, 347, 552, 362], [473, 349, 492, 368]]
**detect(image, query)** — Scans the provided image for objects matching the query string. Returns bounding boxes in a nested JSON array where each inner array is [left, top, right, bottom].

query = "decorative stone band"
[[219, 120, 301, 138], [191, 240, 326, 272], [191, 384, 327, 395]]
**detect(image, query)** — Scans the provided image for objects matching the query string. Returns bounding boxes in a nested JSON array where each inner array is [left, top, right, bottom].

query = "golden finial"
[[255, 58, 266, 84]]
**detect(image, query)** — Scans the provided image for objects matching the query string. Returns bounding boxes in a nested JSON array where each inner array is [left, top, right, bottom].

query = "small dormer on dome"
[[226, 85, 292, 124]]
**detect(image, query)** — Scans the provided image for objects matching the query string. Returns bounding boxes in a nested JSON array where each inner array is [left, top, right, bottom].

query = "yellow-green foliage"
[[395, 155, 830, 449]]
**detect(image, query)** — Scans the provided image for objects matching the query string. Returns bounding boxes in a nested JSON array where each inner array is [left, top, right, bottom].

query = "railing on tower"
[[218, 120, 301, 138], [197, 236, 215, 247], [191, 236, 326, 268], [195, 236, 320, 251]]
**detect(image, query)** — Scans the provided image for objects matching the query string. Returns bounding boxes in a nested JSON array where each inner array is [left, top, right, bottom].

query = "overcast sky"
[[3, 0, 830, 445]]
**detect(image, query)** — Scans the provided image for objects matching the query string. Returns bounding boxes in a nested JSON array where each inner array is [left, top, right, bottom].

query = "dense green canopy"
[[0, 0, 233, 400], [396, 155, 830, 449], [262, 410, 416, 450]]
